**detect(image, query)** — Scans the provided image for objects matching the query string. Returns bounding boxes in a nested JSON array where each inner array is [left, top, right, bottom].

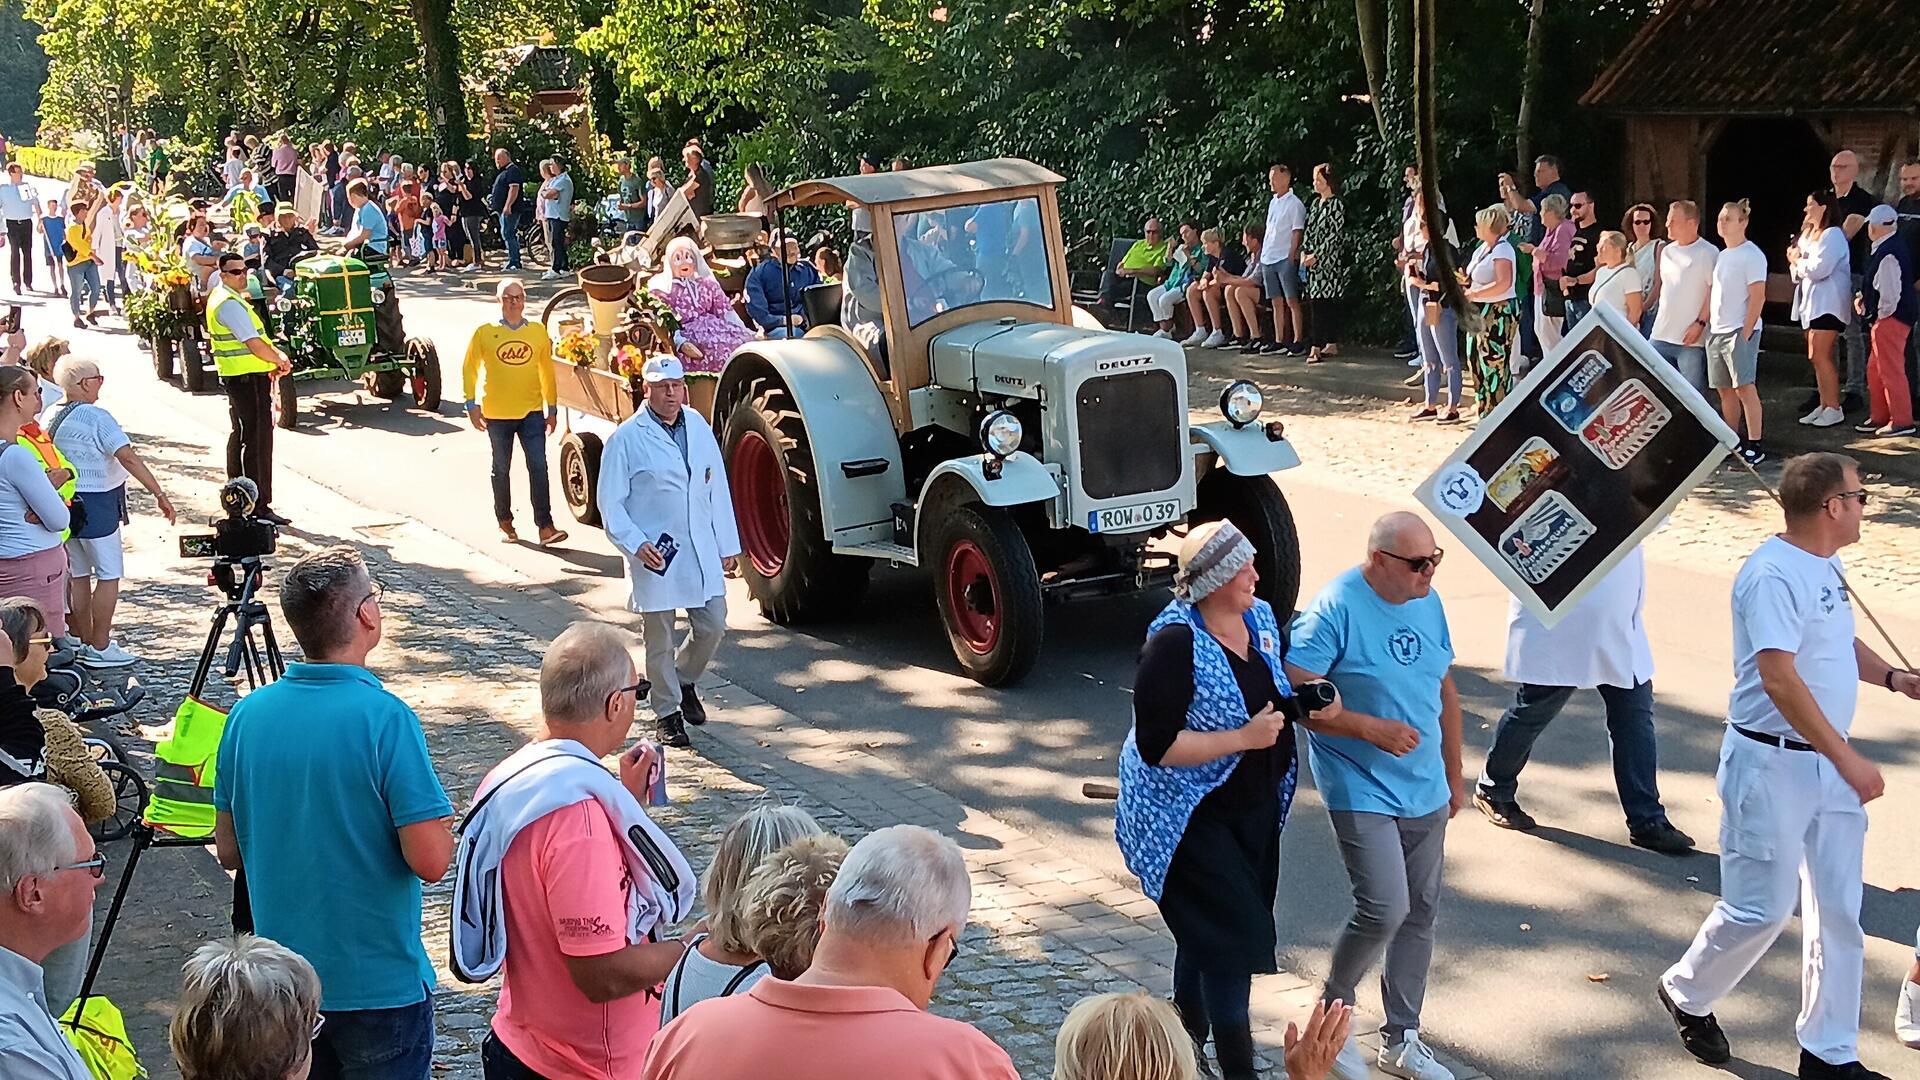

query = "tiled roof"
[[1582, 0, 1920, 114], [477, 45, 582, 94]]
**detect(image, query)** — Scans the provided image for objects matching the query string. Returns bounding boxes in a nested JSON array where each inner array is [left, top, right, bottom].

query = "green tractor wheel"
[[275, 374, 298, 430], [407, 339, 443, 411]]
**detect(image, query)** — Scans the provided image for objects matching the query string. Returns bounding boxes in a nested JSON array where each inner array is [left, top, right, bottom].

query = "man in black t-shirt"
[[1827, 150, 1878, 409], [1898, 159, 1920, 413], [1559, 192, 1603, 327], [680, 141, 715, 220], [488, 148, 525, 270]]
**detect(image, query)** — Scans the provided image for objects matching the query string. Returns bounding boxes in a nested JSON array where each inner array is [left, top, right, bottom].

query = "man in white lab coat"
[[597, 355, 740, 747]]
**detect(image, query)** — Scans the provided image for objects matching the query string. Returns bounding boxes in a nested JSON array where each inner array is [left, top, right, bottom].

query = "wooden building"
[[468, 45, 594, 156], [1582, 0, 1920, 278]]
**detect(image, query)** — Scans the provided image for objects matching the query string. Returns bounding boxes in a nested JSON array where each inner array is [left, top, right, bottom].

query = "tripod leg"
[[259, 611, 286, 680], [72, 823, 154, 1019], [190, 607, 236, 701]]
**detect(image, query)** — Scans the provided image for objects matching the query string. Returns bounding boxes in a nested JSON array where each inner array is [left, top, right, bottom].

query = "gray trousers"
[[1844, 273, 1869, 397], [641, 593, 727, 719], [1322, 806, 1449, 1040]]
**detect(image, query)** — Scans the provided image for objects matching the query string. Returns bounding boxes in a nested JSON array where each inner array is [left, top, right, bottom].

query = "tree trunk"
[[1382, 0, 1414, 164], [1515, 0, 1547, 174], [1354, 0, 1388, 140], [1414, 0, 1469, 325], [410, 0, 469, 163]]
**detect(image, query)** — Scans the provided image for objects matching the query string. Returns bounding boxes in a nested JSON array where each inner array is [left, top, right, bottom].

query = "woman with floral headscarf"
[[1115, 520, 1337, 1080], [648, 236, 758, 373]]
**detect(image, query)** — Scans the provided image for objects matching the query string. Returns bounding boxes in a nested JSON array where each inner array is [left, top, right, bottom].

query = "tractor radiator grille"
[[1075, 370, 1181, 500]]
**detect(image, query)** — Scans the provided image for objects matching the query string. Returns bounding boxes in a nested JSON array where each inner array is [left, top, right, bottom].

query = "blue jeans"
[[1651, 338, 1708, 397], [1418, 303, 1461, 407], [545, 218, 569, 271], [1563, 297, 1592, 334], [66, 262, 101, 317], [500, 212, 521, 267], [1516, 287, 1539, 360], [488, 411, 552, 528], [1173, 950, 1255, 1079], [1477, 680, 1667, 831], [311, 996, 434, 1080]]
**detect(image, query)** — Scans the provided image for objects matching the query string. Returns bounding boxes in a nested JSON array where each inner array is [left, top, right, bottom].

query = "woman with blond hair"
[[741, 831, 850, 979], [1462, 205, 1520, 416], [659, 805, 824, 1024], [1053, 992, 1198, 1080], [1590, 230, 1645, 327], [170, 934, 323, 1080]]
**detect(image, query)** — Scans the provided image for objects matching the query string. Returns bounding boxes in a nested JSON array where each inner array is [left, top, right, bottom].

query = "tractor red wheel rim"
[[944, 539, 1000, 655], [730, 430, 789, 578]]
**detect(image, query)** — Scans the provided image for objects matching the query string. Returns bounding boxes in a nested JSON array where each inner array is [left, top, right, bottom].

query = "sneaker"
[[76, 643, 138, 669], [1436, 410, 1462, 425], [1402, 371, 1426, 387], [1258, 340, 1285, 354], [1657, 979, 1731, 1064], [1181, 328, 1208, 347], [1409, 407, 1438, 422], [1629, 821, 1696, 855], [1877, 424, 1917, 437], [53, 635, 82, 651], [1738, 444, 1767, 466], [1395, 348, 1420, 362], [1797, 1050, 1889, 1080], [1152, 328, 1172, 339], [1331, 1031, 1371, 1080], [657, 711, 691, 748], [680, 683, 708, 726], [1807, 406, 1846, 428], [1854, 420, 1881, 434], [1201, 330, 1227, 348], [1897, 975, 1920, 1049], [540, 269, 561, 281], [1285, 343, 1309, 357], [1378, 1031, 1453, 1080], [1238, 340, 1264, 355], [1473, 790, 1536, 830]]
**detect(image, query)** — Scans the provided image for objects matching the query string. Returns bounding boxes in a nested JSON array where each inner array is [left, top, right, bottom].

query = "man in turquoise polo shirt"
[[214, 545, 453, 1080], [1287, 511, 1466, 1080]]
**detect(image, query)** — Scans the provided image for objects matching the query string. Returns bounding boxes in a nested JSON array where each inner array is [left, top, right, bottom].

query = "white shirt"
[[221, 157, 245, 188], [1506, 547, 1654, 688], [1591, 263, 1642, 317], [1710, 240, 1767, 334], [1869, 233, 1904, 321], [1789, 226, 1852, 328], [1650, 238, 1718, 344], [1727, 536, 1857, 739], [0, 945, 91, 1080], [1261, 190, 1305, 264], [47, 402, 131, 492], [1466, 239, 1517, 301], [0, 444, 68, 558]]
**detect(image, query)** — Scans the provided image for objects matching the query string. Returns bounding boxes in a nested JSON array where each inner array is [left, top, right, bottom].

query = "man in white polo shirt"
[[1258, 164, 1306, 357], [1659, 453, 1920, 1080]]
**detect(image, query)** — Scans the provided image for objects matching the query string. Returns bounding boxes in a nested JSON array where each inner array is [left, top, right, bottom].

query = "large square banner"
[[1416, 304, 1740, 627]]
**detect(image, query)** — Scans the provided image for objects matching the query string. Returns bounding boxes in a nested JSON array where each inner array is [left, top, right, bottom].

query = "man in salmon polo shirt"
[[644, 824, 1018, 1080]]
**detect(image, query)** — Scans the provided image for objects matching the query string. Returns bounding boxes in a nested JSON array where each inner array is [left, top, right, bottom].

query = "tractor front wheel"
[[274, 375, 298, 430], [407, 339, 443, 411], [558, 432, 603, 526], [930, 503, 1043, 686], [179, 333, 210, 393], [368, 369, 407, 399]]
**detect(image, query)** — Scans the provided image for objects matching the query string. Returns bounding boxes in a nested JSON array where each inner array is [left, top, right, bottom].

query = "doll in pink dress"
[[649, 236, 758, 373]]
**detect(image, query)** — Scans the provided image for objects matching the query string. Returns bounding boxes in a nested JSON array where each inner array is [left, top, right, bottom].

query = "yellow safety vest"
[[205, 282, 276, 377], [146, 696, 227, 838], [16, 425, 75, 543]]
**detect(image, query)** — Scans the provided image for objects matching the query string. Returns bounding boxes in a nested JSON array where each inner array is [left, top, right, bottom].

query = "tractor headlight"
[[979, 410, 1023, 458], [369, 287, 385, 305], [273, 297, 291, 313], [1220, 380, 1263, 428]]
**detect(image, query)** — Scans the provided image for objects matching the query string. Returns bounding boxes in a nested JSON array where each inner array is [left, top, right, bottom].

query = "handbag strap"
[[46, 401, 90, 441]]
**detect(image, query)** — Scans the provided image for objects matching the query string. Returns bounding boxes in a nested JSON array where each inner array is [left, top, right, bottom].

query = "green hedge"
[[12, 145, 92, 180]]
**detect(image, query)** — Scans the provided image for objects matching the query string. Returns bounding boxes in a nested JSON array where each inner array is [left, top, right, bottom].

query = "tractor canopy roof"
[[769, 158, 1065, 211]]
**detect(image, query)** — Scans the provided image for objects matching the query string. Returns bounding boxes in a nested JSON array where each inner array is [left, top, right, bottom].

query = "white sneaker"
[[1152, 328, 1172, 339], [1331, 1032, 1371, 1080], [1898, 976, 1920, 1049], [96, 642, 140, 667], [1202, 329, 1228, 348], [540, 269, 562, 281], [75, 644, 135, 669], [1378, 1031, 1453, 1080], [1181, 328, 1208, 347], [53, 635, 82, 651], [1807, 405, 1846, 428]]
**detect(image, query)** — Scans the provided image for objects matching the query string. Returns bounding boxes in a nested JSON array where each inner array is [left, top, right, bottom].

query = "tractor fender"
[[1189, 419, 1301, 477], [918, 453, 1060, 515], [718, 336, 906, 542]]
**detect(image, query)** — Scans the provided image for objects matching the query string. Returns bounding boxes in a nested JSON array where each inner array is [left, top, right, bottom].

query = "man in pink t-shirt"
[[645, 825, 1018, 1080], [483, 623, 694, 1079]]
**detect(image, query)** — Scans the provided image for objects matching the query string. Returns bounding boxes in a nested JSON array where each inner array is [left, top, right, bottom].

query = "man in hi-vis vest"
[[206, 250, 291, 524]]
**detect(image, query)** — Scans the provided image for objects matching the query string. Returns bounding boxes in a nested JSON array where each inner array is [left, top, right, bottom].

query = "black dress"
[[1134, 623, 1294, 973]]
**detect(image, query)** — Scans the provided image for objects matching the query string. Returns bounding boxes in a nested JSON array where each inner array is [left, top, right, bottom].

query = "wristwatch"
[[1886, 669, 1899, 691]]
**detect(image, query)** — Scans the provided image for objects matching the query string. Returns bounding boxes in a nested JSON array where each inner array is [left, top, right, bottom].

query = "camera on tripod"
[[178, 479, 279, 563]]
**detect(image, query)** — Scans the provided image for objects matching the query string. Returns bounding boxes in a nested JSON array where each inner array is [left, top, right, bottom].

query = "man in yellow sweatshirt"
[[463, 280, 566, 545]]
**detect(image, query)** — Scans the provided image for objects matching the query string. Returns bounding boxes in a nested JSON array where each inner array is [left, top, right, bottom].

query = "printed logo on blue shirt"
[[1387, 627, 1422, 665], [1819, 584, 1837, 615]]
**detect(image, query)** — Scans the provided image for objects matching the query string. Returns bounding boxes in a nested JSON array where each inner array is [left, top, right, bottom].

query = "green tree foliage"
[[0, 1, 50, 141]]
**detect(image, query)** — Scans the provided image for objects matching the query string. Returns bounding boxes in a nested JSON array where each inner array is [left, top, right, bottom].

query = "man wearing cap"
[[262, 204, 318, 294], [1855, 203, 1915, 437], [596, 354, 739, 748], [745, 230, 821, 338], [1285, 511, 1467, 1080]]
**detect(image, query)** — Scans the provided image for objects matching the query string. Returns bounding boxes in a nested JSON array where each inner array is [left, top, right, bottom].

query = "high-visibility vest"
[[16, 423, 75, 543], [146, 696, 227, 839], [205, 282, 276, 377]]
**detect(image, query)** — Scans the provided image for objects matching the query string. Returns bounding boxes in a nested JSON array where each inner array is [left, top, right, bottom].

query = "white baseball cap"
[[642, 354, 686, 382]]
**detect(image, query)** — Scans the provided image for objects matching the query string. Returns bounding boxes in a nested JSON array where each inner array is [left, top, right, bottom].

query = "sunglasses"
[[1381, 548, 1445, 574], [26, 633, 52, 649], [605, 677, 653, 714], [1570, 202, 1590, 210], [220, 265, 247, 276], [50, 854, 106, 879], [1632, 217, 1653, 225], [1826, 489, 1869, 507]]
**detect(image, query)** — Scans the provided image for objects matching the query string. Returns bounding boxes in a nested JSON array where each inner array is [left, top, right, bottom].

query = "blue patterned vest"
[[1115, 598, 1299, 901]]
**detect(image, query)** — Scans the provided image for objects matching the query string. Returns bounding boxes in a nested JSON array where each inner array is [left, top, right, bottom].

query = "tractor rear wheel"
[[930, 503, 1043, 686], [151, 336, 175, 381], [274, 375, 298, 430], [722, 376, 870, 622], [179, 333, 210, 393], [558, 432, 603, 526], [407, 339, 443, 411], [1192, 471, 1302, 619]]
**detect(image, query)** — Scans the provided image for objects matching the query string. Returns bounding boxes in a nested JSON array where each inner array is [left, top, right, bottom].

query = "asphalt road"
[[13, 268, 1920, 1079]]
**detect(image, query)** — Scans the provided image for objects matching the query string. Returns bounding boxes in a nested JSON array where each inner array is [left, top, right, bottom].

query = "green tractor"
[[263, 253, 443, 428]]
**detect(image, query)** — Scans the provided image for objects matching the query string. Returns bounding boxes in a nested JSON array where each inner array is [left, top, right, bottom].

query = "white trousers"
[[1534, 303, 1564, 357], [1663, 727, 1867, 1065], [1147, 282, 1187, 322]]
